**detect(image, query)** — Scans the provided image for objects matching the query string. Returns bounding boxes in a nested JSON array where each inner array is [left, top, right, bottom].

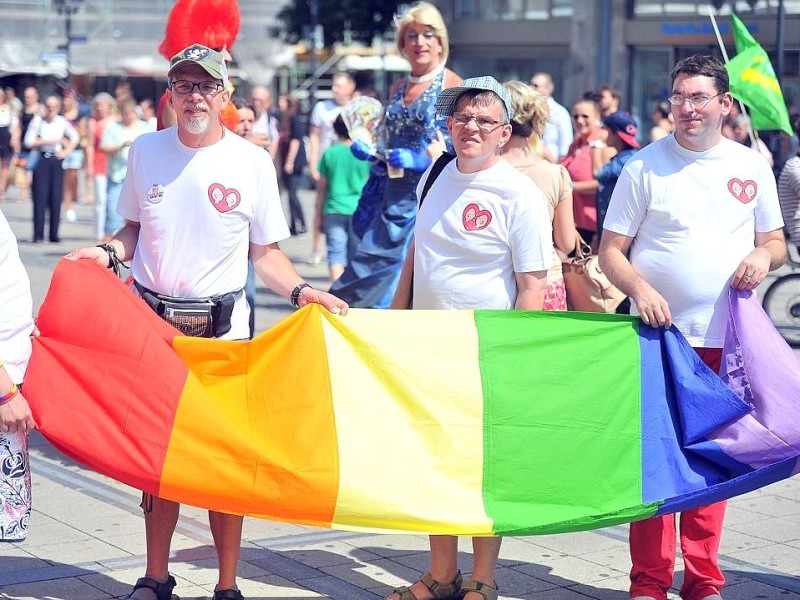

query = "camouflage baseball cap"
[[168, 44, 228, 87]]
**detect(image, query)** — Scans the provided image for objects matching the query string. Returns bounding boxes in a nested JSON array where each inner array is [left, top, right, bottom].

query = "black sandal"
[[126, 575, 178, 600], [212, 589, 244, 600]]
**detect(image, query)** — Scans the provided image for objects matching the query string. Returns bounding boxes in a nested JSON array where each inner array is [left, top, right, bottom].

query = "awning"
[[337, 54, 411, 72]]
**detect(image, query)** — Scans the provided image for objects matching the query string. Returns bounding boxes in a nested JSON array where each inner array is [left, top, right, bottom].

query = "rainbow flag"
[[25, 260, 800, 536]]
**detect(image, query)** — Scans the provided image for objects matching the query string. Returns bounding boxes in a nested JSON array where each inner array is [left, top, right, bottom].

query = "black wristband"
[[96, 244, 117, 269], [290, 283, 311, 308]]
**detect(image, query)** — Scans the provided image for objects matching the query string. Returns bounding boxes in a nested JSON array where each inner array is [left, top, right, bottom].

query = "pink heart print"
[[727, 178, 757, 204], [208, 183, 241, 213], [462, 203, 492, 231]]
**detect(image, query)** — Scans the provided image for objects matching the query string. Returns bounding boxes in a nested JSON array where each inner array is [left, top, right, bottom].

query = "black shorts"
[[0, 127, 12, 161]]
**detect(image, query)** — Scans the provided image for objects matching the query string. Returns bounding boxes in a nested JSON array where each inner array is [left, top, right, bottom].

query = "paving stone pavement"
[[1, 187, 799, 600]]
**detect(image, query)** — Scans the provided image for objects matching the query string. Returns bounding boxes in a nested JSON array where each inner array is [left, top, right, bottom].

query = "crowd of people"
[[2, 2, 800, 600]]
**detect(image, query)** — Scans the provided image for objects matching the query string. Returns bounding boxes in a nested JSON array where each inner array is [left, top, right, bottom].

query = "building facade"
[[436, 0, 800, 139]]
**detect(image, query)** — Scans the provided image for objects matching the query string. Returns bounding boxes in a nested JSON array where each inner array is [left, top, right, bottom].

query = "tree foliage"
[[273, 0, 404, 47]]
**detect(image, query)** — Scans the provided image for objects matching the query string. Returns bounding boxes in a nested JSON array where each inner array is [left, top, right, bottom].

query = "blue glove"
[[387, 148, 432, 171], [351, 139, 377, 162]]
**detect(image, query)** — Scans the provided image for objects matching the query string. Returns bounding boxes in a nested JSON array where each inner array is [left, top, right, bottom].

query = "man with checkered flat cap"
[[388, 76, 552, 600]]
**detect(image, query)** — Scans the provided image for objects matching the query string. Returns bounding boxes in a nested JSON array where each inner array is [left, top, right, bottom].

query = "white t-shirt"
[[413, 158, 553, 310], [253, 112, 279, 145], [310, 99, 342, 157], [542, 97, 573, 160], [604, 135, 784, 347], [117, 128, 290, 339], [0, 211, 34, 384]]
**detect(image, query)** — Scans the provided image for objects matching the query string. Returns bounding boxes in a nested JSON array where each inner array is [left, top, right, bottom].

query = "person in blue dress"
[[330, 1, 462, 307]]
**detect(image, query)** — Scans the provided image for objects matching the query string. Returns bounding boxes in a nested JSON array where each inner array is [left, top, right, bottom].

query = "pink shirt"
[[561, 129, 599, 232]]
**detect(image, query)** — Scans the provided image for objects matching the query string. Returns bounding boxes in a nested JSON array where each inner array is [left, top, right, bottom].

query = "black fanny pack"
[[134, 281, 243, 338]]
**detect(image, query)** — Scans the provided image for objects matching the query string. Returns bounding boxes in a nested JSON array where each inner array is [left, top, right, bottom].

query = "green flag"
[[725, 13, 792, 135]]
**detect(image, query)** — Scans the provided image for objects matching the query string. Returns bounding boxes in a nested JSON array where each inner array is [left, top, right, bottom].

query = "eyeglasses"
[[668, 92, 724, 110], [170, 80, 223, 95], [451, 113, 504, 133], [404, 30, 437, 42]]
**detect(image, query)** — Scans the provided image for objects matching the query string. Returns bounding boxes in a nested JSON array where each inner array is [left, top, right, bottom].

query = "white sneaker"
[[65, 208, 77, 222], [307, 251, 323, 265]]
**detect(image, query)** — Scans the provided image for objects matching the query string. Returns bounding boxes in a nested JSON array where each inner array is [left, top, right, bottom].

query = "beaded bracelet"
[[0, 383, 19, 406]]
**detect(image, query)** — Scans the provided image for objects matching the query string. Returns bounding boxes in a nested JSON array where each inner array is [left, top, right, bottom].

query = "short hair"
[[599, 84, 621, 102], [333, 114, 349, 140], [117, 98, 137, 113], [671, 55, 729, 94], [531, 72, 553, 87], [504, 80, 548, 139], [230, 95, 249, 110], [332, 72, 356, 87], [454, 90, 510, 125], [92, 92, 115, 111], [395, 2, 449, 65]]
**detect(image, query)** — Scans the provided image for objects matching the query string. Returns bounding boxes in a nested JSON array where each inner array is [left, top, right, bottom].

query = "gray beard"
[[185, 113, 210, 134]]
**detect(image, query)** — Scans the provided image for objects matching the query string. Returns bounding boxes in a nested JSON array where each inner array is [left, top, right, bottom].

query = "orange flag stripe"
[[163, 317, 340, 525]]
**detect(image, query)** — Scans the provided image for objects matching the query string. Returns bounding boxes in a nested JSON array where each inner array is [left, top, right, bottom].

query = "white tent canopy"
[[337, 54, 411, 73]]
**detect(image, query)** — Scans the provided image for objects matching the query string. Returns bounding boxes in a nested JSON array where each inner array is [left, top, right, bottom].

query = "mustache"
[[184, 102, 210, 112]]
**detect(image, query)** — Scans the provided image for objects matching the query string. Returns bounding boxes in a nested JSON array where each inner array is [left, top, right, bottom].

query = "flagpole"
[[708, 7, 758, 147]]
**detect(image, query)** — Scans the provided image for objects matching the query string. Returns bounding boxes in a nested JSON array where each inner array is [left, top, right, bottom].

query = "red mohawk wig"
[[159, 0, 241, 60]]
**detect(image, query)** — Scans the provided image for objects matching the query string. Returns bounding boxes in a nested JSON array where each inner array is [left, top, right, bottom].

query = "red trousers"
[[629, 347, 725, 600]]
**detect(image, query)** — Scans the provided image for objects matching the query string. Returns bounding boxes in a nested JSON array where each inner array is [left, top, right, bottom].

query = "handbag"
[[561, 235, 625, 313]]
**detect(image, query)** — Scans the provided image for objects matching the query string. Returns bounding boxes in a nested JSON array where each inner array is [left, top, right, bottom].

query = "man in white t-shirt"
[[530, 72, 573, 162], [250, 84, 279, 157], [68, 44, 348, 600], [599, 55, 786, 600], [390, 76, 551, 600], [307, 71, 356, 182], [306, 72, 357, 263]]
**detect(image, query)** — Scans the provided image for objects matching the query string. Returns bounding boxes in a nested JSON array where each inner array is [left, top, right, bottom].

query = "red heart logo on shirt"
[[727, 178, 757, 204], [208, 183, 241, 213], [462, 203, 492, 231]]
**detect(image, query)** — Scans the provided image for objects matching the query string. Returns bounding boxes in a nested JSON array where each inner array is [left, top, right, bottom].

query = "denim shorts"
[[324, 213, 355, 266], [62, 148, 84, 170]]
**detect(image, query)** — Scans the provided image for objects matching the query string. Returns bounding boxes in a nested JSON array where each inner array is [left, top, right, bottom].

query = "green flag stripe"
[[474, 310, 646, 535]]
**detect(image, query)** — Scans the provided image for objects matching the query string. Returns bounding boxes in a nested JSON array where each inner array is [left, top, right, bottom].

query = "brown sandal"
[[459, 580, 498, 600], [390, 570, 464, 600]]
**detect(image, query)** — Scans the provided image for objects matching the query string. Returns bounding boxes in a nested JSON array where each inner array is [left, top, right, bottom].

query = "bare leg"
[[208, 511, 244, 591], [386, 535, 459, 600], [63, 168, 77, 212], [464, 537, 502, 598], [128, 496, 180, 599], [0, 159, 8, 200]]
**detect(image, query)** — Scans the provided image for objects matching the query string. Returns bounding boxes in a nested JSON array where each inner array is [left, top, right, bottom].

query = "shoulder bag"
[[562, 235, 625, 313]]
